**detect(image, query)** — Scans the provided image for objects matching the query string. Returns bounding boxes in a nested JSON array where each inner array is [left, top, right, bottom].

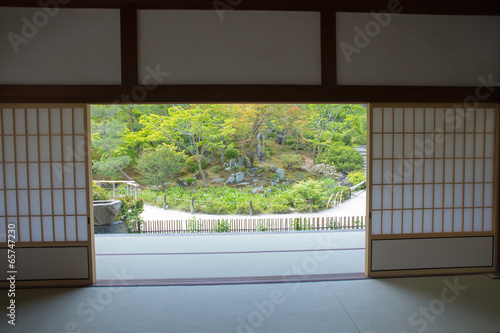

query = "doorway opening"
[[90, 103, 368, 285]]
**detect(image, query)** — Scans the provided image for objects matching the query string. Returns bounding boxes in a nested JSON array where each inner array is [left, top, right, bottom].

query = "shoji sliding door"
[[0, 104, 94, 286], [367, 104, 498, 277]]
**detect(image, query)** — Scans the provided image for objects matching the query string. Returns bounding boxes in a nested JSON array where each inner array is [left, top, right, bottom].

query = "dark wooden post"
[[249, 200, 253, 216]]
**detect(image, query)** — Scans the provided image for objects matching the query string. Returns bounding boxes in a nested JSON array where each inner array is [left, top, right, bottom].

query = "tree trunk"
[[295, 135, 299, 154], [197, 157, 208, 186], [281, 131, 286, 151], [241, 145, 255, 169], [256, 133, 262, 157], [128, 105, 134, 132]]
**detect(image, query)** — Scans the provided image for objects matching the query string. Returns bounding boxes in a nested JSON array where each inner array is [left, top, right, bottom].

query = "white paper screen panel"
[[371, 106, 497, 235], [336, 13, 500, 86], [138, 10, 321, 85], [0, 8, 121, 85], [0, 106, 89, 243]]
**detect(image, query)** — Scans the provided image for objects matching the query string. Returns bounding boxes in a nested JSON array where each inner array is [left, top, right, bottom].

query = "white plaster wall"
[[337, 13, 500, 86], [0, 8, 121, 85], [138, 10, 321, 85]]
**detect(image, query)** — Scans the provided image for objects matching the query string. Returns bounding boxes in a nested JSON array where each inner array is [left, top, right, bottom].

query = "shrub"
[[185, 177, 196, 185], [332, 186, 350, 201], [317, 143, 363, 174], [289, 180, 325, 205], [92, 182, 109, 201], [302, 163, 342, 179], [117, 196, 144, 232], [186, 156, 207, 172], [213, 219, 231, 232], [210, 166, 222, 173], [256, 220, 274, 232], [201, 201, 231, 214], [136, 144, 186, 190], [224, 148, 239, 159], [268, 202, 291, 213], [187, 216, 203, 233], [293, 171, 306, 181], [283, 154, 302, 169], [290, 217, 312, 231], [347, 170, 366, 186], [138, 188, 163, 207]]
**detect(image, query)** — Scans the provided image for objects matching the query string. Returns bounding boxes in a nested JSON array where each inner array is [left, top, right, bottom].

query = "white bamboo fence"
[[138, 216, 365, 234]]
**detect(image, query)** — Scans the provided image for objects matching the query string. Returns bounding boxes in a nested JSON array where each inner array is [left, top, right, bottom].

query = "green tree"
[[317, 142, 363, 174], [231, 104, 273, 167], [91, 105, 134, 180], [136, 144, 186, 191], [303, 104, 344, 163], [141, 105, 234, 186]]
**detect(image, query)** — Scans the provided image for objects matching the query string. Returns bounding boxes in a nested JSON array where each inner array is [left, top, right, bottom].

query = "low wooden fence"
[[136, 216, 365, 234]]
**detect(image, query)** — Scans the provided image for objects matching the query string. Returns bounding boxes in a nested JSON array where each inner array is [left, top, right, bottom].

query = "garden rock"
[[225, 176, 236, 184], [238, 182, 250, 186], [230, 158, 237, 168], [235, 172, 245, 183], [269, 165, 277, 172], [276, 168, 285, 179], [211, 178, 225, 183], [252, 186, 263, 194], [271, 182, 276, 186], [94, 221, 129, 234], [222, 162, 229, 168], [176, 179, 188, 188], [225, 167, 232, 171], [93, 200, 122, 226], [267, 188, 272, 193]]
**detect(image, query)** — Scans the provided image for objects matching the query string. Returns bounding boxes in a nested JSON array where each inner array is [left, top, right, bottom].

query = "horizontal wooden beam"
[[1, 85, 498, 104], [2, 0, 500, 15]]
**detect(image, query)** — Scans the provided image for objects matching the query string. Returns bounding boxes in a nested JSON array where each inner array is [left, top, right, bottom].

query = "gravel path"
[[140, 190, 366, 221]]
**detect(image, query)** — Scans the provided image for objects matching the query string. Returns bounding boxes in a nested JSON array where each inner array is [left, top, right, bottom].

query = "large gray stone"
[[252, 186, 263, 194], [276, 168, 285, 179], [235, 171, 245, 183], [230, 158, 237, 168], [249, 167, 259, 174], [225, 176, 236, 184], [211, 178, 225, 183], [93, 200, 122, 226], [269, 165, 277, 172], [94, 221, 129, 234]]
